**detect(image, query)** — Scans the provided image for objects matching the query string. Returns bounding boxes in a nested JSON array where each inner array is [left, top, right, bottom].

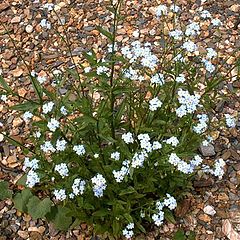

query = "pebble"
[[17, 230, 29, 239], [199, 144, 216, 157], [203, 205, 216, 216], [25, 25, 33, 33]]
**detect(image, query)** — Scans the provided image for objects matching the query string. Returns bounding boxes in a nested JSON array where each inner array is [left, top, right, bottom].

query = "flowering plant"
[[0, 0, 238, 238]]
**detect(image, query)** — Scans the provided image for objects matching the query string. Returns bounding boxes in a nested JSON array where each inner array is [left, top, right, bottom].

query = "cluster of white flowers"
[[47, 118, 60, 132], [202, 59, 215, 73], [176, 89, 201, 117], [150, 73, 165, 85], [203, 158, 226, 179], [138, 133, 152, 152], [190, 155, 203, 168], [149, 97, 162, 111], [42, 101, 54, 114], [37, 75, 46, 84], [155, 5, 168, 17], [26, 169, 40, 188], [55, 163, 69, 178], [53, 189, 67, 201], [34, 131, 41, 138], [174, 54, 185, 62], [23, 157, 39, 172], [176, 74, 185, 83], [225, 114, 236, 128], [123, 67, 144, 82], [111, 151, 120, 160], [113, 160, 130, 183], [91, 174, 107, 197], [73, 144, 86, 156], [193, 114, 208, 134], [131, 150, 148, 168], [200, 10, 212, 19], [121, 41, 158, 70], [182, 40, 198, 53], [23, 111, 33, 122], [107, 43, 118, 53], [72, 178, 86, 196], [40, 141, 56, 153], [122, 132, 134, 144], [96, 66, 109, 75], [122, 223, 134, 239], [152, 194, 177, 226], [168, 153, 194, 174], [170, 4, 180, 13], [206, 48, 217, 59], [169, 29, 183, 40], [165, 136, 179, 147], [211, 18, 222, 26], [185, 22, 200, 36], [56, 139, 67, 151]]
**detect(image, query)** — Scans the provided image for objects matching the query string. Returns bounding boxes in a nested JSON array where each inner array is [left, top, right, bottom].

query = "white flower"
[[23, 111, 33, 121], [113, 165, 129, 183], [182, 40, 198, 53], [170, 4, 180, 13], [47, 118, 60, 132], [131, 150, 148, 168], [84, 66, 91, 73], [165, 136, 179, 147], [152, 141, 162, 150], [34, 131, 41, 139], [150, 74, 165, 85], [97, 66, 108, 75], [56, 139, 67, 151], [73, 145, 86, 156], [210, 158, 225, 179], [111, 151, 120, 160], [91, 174, 107, 197], [0, 95, 7, 102], [169, 153, 181, 167], [211, 18, 222, 26], [202, 59, 215, 73], [26, 170, 40, 188], [55, 163, 69, 178], [200, 10, 212, 19], [122, 132, 134, 144], [155, 5, 168, 17], [185, 22, 200, 36], [72, 178, 86, 196], [94, 153, 99, 158], [60, 106, 67, 115], [163, 194, 177, 210], [152, 211, 164, 226], [23, 158, 39, 172], [176, 74, 185, 83], [206, 48, 217, 59], [169, 29, 183, 40], [40, 19, 51, 29], [37, 75, 47, 84], [53, 189, 67, 201], [122, 223, 134, 239], [132, 29, 140, 38], [149, 97, 162, 111], [40, 141, 56, 153], [225, 114, 236, 128], [42, 102, 54, 114]]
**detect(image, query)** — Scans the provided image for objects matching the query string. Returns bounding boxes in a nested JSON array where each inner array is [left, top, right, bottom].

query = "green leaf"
[[27, 196, 52, 220], [173, 229, 186, 240], [13, 189, 33, 212], [96, 26, 113, 41], [92, 209, 109, 217], [0, 181, 12, 200], [136, 222, 146, 233], [10, 101, 39, 111], [119, 186, 136, 196], [29, 76, 43, 101], [112, 220, 120, 237], [0, 75, 12, 92], [16, 174, 27, 186], [164, 209, 176, 224], [123, 213, 133, 223], [52, 206, 72, 231]]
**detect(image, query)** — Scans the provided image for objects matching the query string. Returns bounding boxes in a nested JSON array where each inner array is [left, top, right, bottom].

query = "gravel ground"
[[0, 0, 240, 239]]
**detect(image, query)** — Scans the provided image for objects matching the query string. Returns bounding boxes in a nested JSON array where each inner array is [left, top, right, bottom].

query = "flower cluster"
[[71, 178, 86, 197], [91, 174, 107, 197], [193, 114, 209, 134], [149, 97, 162, 111], [54, 163, 69, 178], [225, 114, 236, 128]]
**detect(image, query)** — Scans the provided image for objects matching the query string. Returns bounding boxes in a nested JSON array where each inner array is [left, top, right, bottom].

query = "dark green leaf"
[[96, 26, 113, 41], [0, 181, 12, 200], [173, 229, 186, 240], [10, 101, 39, 111], [13, 189, 33, 212], [27, 196, 52, 220], [0, 76, 12, 92], [52, 206, 72, 231]]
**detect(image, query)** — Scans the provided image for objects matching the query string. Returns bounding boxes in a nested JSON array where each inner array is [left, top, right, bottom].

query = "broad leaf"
[[13, 189, 33, 212], [0, 181, 12, 200], [52, 206, 72, 231], [27, 196, 52, 220]]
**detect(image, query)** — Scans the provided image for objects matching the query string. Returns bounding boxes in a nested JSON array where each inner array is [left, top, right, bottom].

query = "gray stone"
[[199, 144, 216, 157]]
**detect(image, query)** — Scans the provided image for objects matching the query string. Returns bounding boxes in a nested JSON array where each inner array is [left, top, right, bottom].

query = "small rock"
[[11, 16, 21, 24], [12, 68, 23, 77], [18, 230, 29, 239], [198, 213, 212, 222], [25, 25, 33, 33], [199, 144, 216, 157], [193, 178, 214, 188], [12, 117, 23, 127], [1, 220, 9, 228], [218, 193, 229, 201], [229, 192, 239, 201], [203, 205, 216, 216]]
